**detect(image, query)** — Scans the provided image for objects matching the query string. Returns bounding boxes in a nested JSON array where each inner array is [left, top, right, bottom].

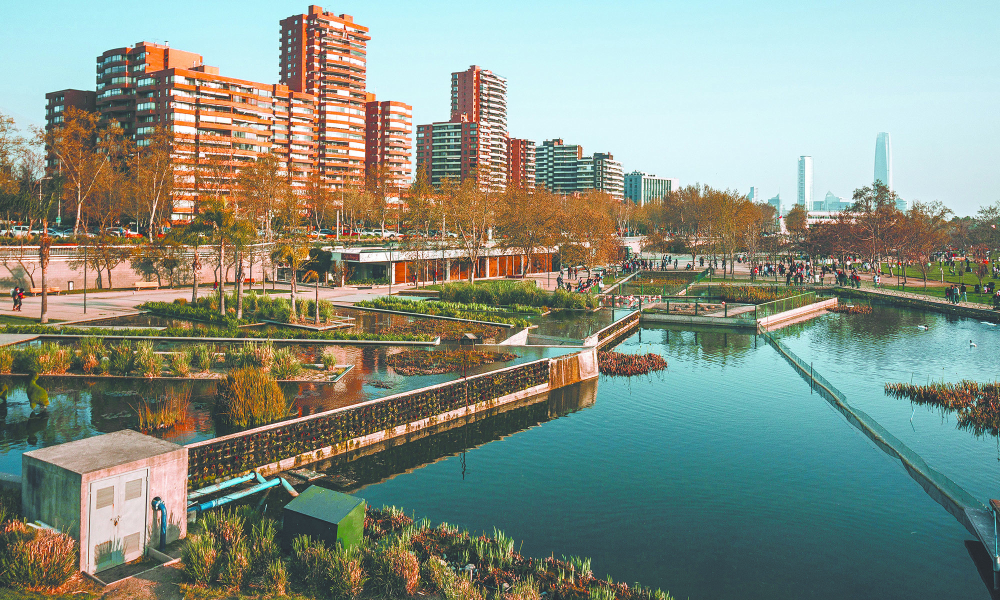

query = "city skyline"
[[2, 0, 996, 215]]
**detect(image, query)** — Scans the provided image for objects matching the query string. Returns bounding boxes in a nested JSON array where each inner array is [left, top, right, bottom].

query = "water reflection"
[[302, 379, 598, 493], [627, 324, 758, 364]]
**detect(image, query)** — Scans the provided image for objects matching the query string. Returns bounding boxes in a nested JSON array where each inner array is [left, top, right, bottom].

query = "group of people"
[[9, 287, 24, 311], [556, 268, 603, 294], [945, 284, 968, 304]]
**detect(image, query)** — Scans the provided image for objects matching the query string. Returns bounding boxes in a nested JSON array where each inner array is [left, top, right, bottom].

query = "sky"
[[1, 0, 997, 216]]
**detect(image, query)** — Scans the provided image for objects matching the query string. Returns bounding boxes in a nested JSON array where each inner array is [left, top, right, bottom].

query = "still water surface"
[[337, 316, 994, 600]]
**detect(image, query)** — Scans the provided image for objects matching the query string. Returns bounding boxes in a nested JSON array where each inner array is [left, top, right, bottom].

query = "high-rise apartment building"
[[506, 138, 535, 191], [280, 6, 370, 188], [96, 42, 204, 138], [768, 193, 782, 216], [415, 121, 485, 187], [364, 95, 412, 192], [450, 66, 508, 189], [44, 90, 96, 133], [874, 132, 892, 191], [797, 156, 813, 207], [535, 139, 583, 194], [625, 172, 678, 206], [592, 153, 624, 200]]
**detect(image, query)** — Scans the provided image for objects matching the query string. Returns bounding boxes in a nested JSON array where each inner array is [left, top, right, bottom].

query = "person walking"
[[10, 287, 17, 311], [960, 283, 968, 303], [15, 288, 24, 312]]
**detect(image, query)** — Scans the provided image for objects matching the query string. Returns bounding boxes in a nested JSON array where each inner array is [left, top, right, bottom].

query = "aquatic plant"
[[290, 535, 367, 599], [827, 303, 873, 314], [0, 347, 12, 375], [886, 380, 1000, 436], [74, 337, 105, 374], [385, 349, 517, 376], [597, 351, 668, 376], [321, 347, 339, 370], [438, 280, 598, 309], [170, 350, 192, 377], [108, 340, 136, 376], [133, 340, 163, 377], [0, 520, 77, 591], [367, 536, 420, 598], [133, 388, 190, 431], [271, 347, 302, 379], [710, 284, 796, 304], [191, 343, 215, 372], [215, 367, 288, 429]]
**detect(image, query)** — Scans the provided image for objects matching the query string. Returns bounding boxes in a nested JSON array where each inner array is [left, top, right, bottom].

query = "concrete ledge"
[[759, 298, 838, 331]]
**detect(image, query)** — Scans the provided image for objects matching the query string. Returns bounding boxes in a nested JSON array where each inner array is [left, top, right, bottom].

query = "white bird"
[[917, 325, 929, 331], [981, 321, 996, 326], [970, 340, 977, 347]]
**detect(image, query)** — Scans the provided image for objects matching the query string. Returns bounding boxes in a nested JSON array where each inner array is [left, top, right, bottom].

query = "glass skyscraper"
[[874, 132, 892, 191], [797, 156, 813, 207]]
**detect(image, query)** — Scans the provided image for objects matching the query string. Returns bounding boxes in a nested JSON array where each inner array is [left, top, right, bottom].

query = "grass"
[[0, 315, 64, 326]]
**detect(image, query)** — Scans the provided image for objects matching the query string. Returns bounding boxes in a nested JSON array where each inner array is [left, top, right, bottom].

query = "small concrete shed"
[[22, 430, 188, 573]]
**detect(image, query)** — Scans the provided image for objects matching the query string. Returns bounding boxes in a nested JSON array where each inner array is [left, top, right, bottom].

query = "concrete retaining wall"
[[758, 298, 838, 331]]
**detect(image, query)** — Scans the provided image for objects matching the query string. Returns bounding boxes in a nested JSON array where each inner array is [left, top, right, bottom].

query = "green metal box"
[[282, 486, 366, 550]]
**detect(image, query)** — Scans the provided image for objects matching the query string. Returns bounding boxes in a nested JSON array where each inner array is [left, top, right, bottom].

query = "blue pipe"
[[188, 472, 260, 503], [187, 477, 281, 513], [151, 497, 167, 552], [279, 477, 299, 497]]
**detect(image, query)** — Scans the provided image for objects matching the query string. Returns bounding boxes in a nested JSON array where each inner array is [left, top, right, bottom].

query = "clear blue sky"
[[2, 0, 996, 215]]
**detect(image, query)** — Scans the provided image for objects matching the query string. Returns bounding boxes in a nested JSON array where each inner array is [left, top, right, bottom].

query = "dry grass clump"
[[0, 520, 77, 591], [182, 507, 285, 593]]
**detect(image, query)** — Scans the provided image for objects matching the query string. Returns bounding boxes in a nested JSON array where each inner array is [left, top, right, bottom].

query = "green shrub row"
[[355, 297, 533, 326], [0, 324, 433, 343], [439, 280, 598, 309]]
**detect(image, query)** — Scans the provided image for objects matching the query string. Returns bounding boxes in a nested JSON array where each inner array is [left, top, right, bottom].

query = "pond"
[[0, 344, 576, 476], [309, 313, 996, 599]]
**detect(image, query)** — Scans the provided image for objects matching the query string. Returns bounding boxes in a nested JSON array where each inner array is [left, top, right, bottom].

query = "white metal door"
[[87, 468, 148, 573]]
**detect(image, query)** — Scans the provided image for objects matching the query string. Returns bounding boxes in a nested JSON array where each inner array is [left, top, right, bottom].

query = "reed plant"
[[0, 488, 20, 524], [366, 535, 420, 598], [74, 337, 105, 374], [133, 340, 163, 377], [271, 347, 302, 379], [0, 346, 12, 375], [191, 343, 215, 372], [108, 341, 136, 376], [133, 388, 190, 431], [290, 535, 367, 599], [183, 507, 282, 592], [215, 367, 288, 429], [170, 350, 192, 377], [0, 520, 77, 591]]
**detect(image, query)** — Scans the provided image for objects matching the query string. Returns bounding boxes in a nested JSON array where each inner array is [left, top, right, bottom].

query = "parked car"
[[2, 225, 30, 237]]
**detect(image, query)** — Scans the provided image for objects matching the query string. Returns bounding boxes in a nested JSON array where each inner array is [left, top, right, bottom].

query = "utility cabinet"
[[282, 486, 365, 550], [22, 430, 188, 573]]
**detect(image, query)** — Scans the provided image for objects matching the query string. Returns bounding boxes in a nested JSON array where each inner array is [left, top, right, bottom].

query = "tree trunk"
[[315, 278, 319, 326], [236, 249, 244, 320], [218, 243, 226, 315], [192, 246, 200, 303], [39, 232, 49, 325]]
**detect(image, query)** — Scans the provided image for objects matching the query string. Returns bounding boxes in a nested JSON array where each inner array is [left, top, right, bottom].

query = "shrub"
[[0, 346, 12, 374], [217, 540, 251, 589], [271, 348, 302, 380], [183, 532, 218, 585], [12, 347, 40, 375], [134, 340, 163, 378], [173, 297, 188, 305], [108, 341, 136, 376], [0, 520, 77, 591], [215, 368, 288, 429], [171, 350, 192, 377], [321, 347, 338, 370]]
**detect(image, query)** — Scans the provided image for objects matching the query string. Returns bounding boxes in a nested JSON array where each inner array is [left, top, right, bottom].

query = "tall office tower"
[[874, 132, 892, 191], [96, 42, 203, 138], [506, 138, 536, 191], [797, 156, 813, 208], [535, 139, 583, 194], [280, 6, 370, 188], [768, 194, 782, 216], [625, 172, 678, 206], [592, 152, 624, 200], [364, 95, 412, 193], [450, 65, 508, 189]]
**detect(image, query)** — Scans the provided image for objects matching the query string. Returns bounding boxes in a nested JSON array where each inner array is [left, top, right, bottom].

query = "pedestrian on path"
[[10, 287, 17, 311], [15, 288, 24, 312], [961, 283, 968, 303]]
